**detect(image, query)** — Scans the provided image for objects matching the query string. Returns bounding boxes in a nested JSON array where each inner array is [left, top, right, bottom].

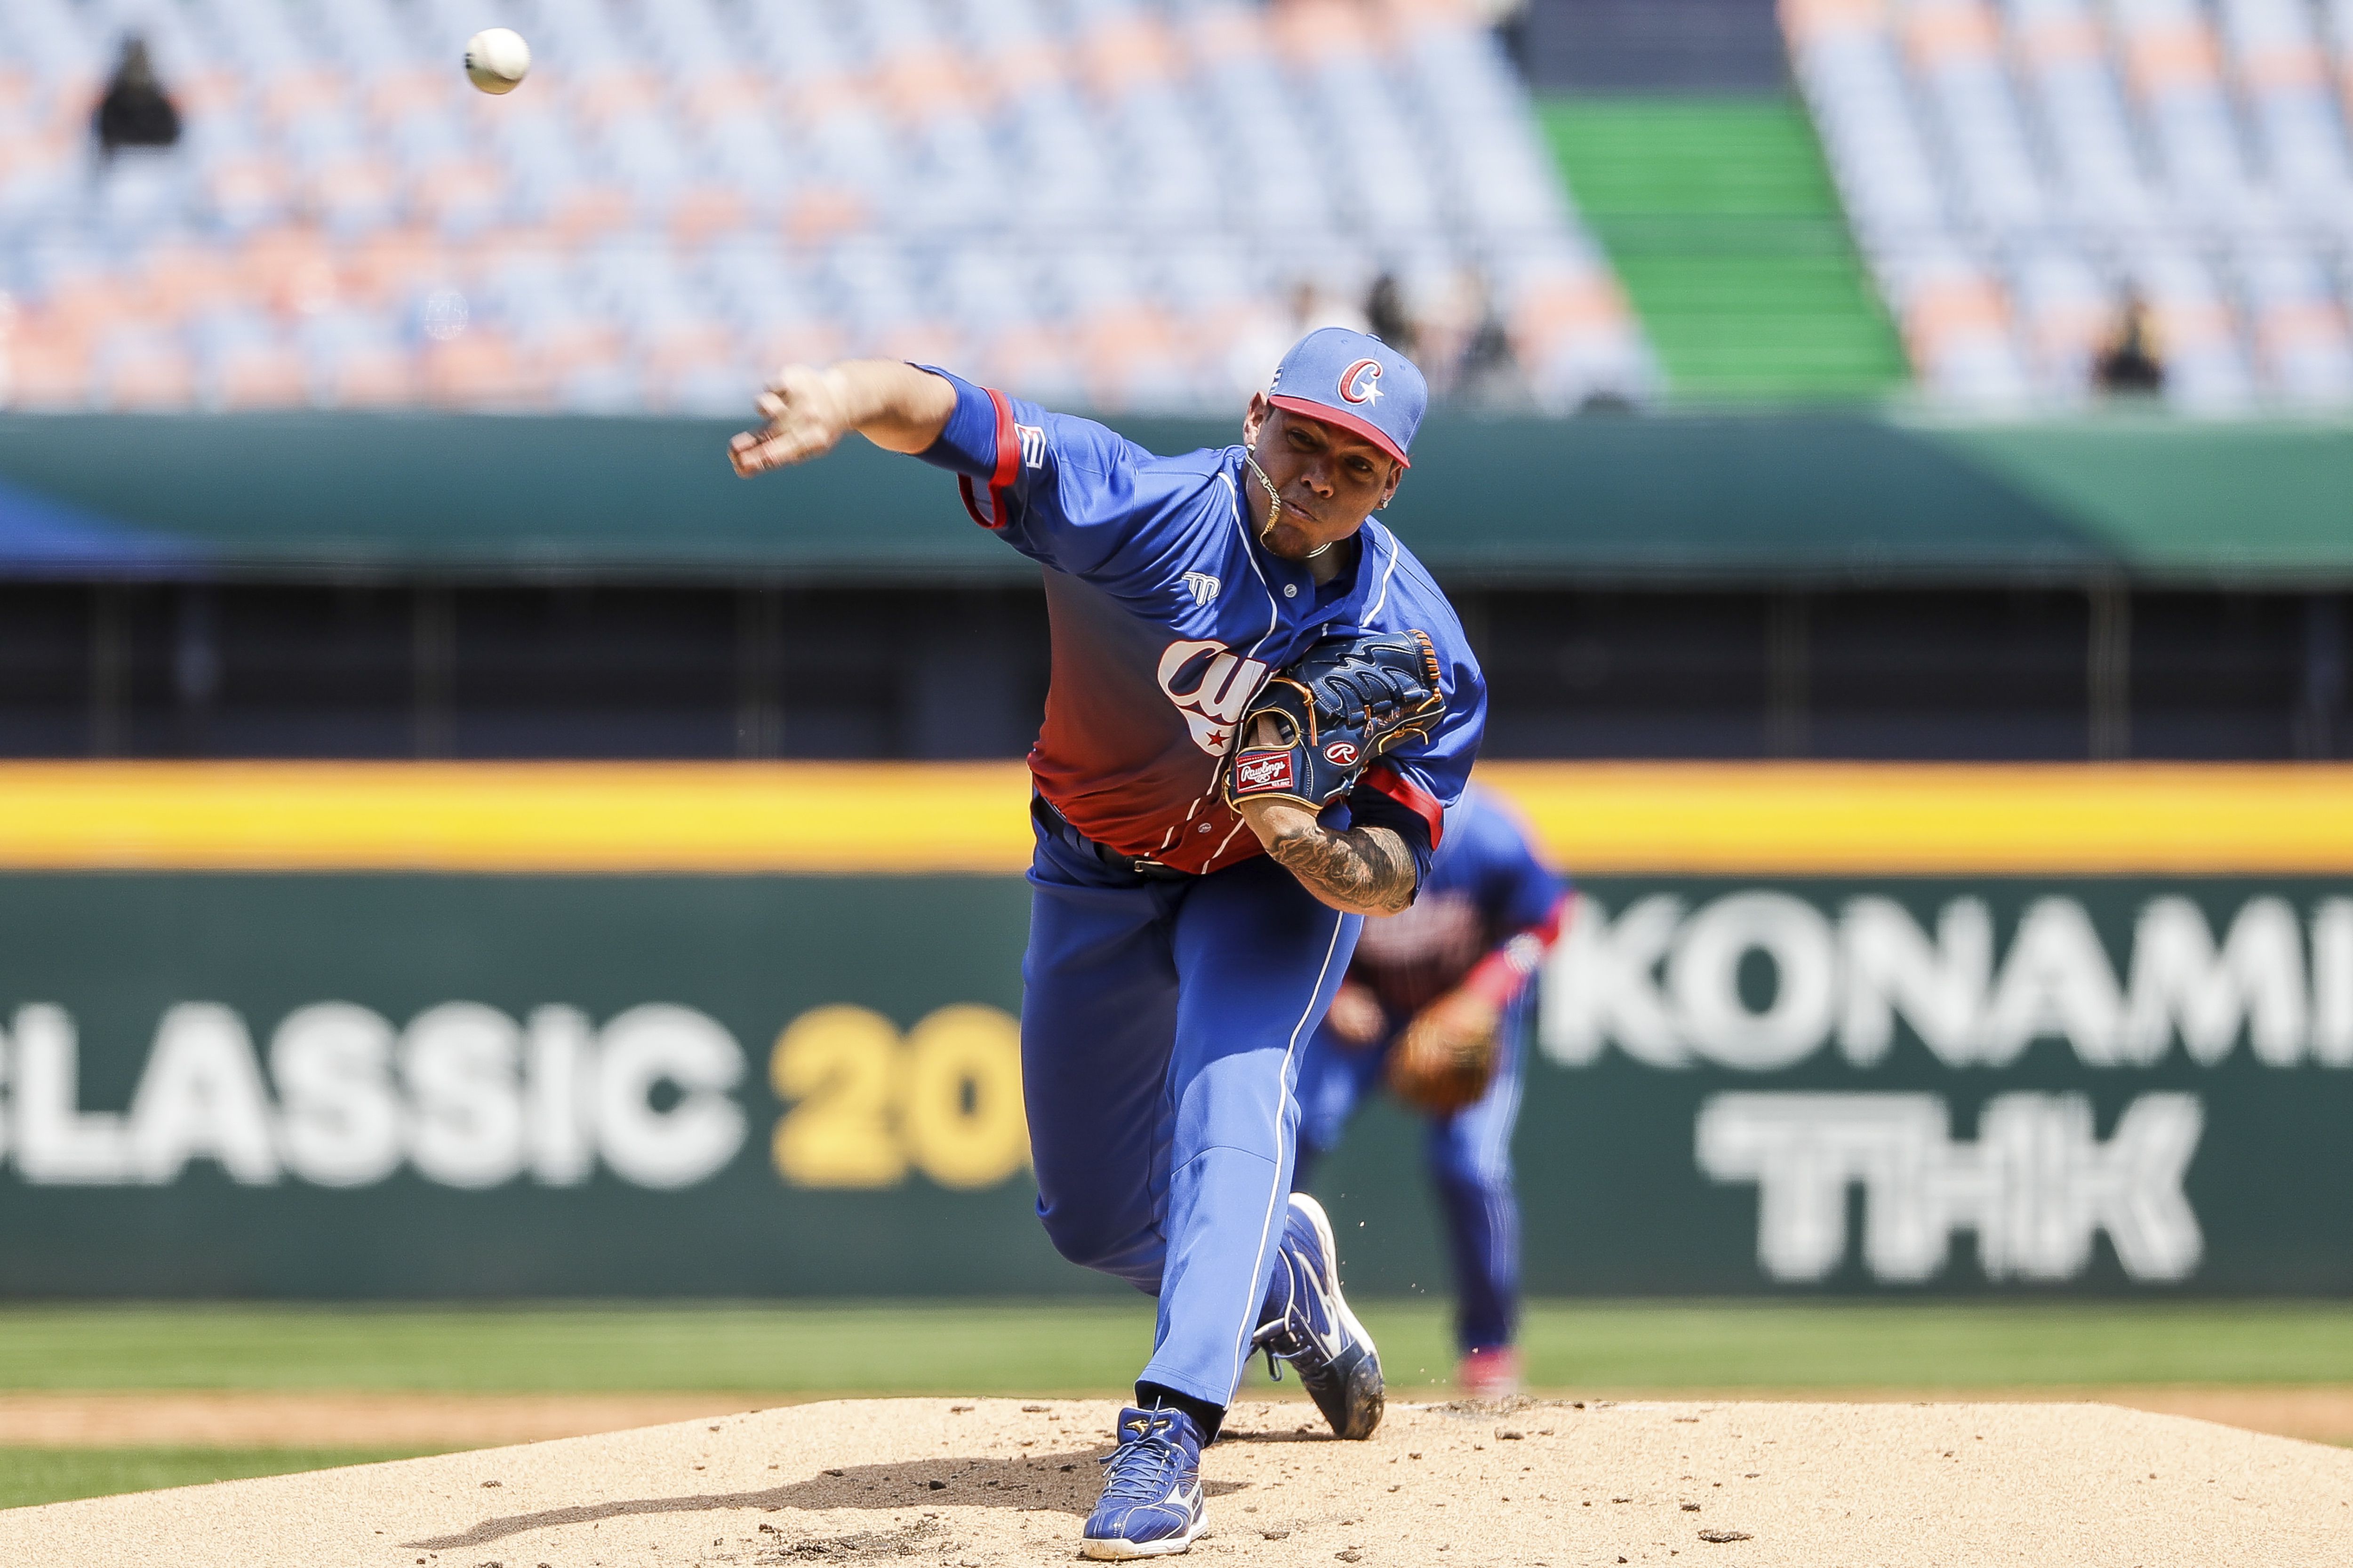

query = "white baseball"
[[464, 28, 531, 95]]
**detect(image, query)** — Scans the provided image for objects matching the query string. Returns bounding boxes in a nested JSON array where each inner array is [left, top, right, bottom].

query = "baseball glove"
[[1385, 989, 1501, 1116], [1222, 630, 1444, 813]]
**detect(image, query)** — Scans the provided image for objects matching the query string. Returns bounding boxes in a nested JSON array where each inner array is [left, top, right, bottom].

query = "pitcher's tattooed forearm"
[[1265, 822, 1417, 916]]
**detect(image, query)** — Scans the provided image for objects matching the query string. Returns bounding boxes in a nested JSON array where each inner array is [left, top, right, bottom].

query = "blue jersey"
[[1347, 784, 1567, 1015], [918, 370, 1487, 880]]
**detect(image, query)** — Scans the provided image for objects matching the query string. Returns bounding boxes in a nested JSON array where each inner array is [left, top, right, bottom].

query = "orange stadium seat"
[[97, 336, 198, 412], [678, 71, 769, 129], [989, 40, 1067, 102], [975, 322, 1068, 383], [2123, 18, 2226, 97], [172, 67, 246, 124], [570, 68, 662, 129], [874, 320, 968, 373], [0, 0, 1655, 413], [366, 66, 452, 130], [1081, 16, 1184, 99], [1902, 270, 2017, 367], [782, 188, 871, 248], [207, 154, 295, 230], [751, 321, 847, 378], [549, 187, 633, 244], [240, 228, 341, 317], [409, 158, 508, 235], [669, 188, 751, 248], [421, 329, 538, 410], [873, 48, 973, 122], [322, 342, 419, 408], [2, 328, 95, 412], [259, 68, 350, 134], [528, 317, 625, 380], [140, 242, 250, 321], [210, 339, 310, 410], [308, 154, 404, 232], [341, 229, 448, 310], [1779, 0, 1887, 47]]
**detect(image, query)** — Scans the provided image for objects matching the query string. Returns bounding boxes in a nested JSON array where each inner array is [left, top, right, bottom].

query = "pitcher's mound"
[[4, 1396, 2350, 1567]]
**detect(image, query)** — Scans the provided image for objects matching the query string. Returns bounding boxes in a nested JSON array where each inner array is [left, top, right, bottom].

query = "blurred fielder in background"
[[1293, 782, 1567, 1399]]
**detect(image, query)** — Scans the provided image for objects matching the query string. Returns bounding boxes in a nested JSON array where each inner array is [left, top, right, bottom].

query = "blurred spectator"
[[2094, 293, 2165, 397], [3, 0, 1635, 415], [1474, 0, 1533, 76], [1230, 280, 1371, 395], [1365, 272, 1419, 358], [93, 37, 182, 160], [1452, 269, 1528, 408], [1290, 279, 1369, 337]]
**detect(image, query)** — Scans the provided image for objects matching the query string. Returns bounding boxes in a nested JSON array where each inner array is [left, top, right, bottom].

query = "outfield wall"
[[0, 762, 2349, 1298], [6, 412, 2353, 585]]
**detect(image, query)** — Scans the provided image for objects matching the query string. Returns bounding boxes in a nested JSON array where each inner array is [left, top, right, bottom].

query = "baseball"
[[463, 27, 531, 95]]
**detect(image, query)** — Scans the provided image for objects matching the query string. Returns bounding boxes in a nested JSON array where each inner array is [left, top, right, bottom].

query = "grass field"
[[0, 1447, 443, 1512], [6, 1299, 2351, 1510], [7, 1299, 2353, 1392]]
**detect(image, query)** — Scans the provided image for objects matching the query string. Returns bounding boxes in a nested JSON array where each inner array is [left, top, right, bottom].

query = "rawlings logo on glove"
[[1222, 630, 1444, 813], [1233, 752, 1296, 793]]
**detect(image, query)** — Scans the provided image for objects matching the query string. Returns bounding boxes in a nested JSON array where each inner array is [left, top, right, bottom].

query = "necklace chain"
[[1245, 450, 1331, 558]]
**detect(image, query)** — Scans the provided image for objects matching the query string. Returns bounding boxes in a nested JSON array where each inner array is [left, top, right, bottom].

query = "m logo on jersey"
[[1157, 638, 1270, 757], [1338, 359, 1384, 405], [1016, 423, 1047, 469], [1181, 572, 1221, 607]]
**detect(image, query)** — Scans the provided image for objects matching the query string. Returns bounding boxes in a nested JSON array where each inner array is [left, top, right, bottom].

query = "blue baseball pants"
[[1019, 804, 1361, 1412], [1289, 993, 1529, 1354]]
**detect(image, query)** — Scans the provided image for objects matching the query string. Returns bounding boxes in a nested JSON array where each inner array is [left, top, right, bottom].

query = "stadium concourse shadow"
[[400, 1448, 1255, 1552]]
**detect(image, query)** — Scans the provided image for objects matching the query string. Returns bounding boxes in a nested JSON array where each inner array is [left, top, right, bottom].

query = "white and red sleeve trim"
[[1360, 763, 1445, 850], [954, 385, 1022, 531]]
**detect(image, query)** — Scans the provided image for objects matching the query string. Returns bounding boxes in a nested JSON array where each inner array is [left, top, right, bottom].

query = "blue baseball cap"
[[1267, 326, 1428, 470]]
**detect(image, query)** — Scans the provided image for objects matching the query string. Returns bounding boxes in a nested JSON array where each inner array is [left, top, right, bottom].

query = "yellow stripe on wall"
[[1479, 761, 2353, 875], [0, 761, 2345, 875], [0, 762, 1039, 873]]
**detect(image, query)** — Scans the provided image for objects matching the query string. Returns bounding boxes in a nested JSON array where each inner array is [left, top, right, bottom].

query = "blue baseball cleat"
[[1081, 1404, 1207, 1560], [1253, 1191, 1385, 1440]]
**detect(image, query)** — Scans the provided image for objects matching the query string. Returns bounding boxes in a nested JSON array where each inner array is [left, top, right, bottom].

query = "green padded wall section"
[[9, 412, 2353, 587], [1537, 95, 1910, 401]]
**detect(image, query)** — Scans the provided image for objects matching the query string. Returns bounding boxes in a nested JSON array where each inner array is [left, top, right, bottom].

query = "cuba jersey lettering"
[[916, 369, 1486, 877]]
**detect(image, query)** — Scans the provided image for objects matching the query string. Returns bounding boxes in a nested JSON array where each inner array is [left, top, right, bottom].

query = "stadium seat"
[[0, 0, 1645, 413], [1789, 0, 2353, 408]]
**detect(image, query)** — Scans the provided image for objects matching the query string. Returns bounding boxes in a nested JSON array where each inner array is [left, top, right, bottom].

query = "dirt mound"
[[0, 1391, 770, 1449], [11, 1384, 2353, 1449], [3, 1396, 2349, 1567]]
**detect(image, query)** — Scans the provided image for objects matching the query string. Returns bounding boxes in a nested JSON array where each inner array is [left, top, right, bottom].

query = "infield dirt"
[[3, 1395, 2350, 1567], [0, 1392, 743, 1449], [11, 1384, 2353, 1447]]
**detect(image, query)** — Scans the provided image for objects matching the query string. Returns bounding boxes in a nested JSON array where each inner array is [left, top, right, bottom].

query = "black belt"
[[1032, 795, 1194, 881]]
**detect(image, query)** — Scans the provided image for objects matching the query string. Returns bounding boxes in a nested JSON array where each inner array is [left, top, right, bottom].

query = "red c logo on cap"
[[1338, 359, 1383, 405]]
